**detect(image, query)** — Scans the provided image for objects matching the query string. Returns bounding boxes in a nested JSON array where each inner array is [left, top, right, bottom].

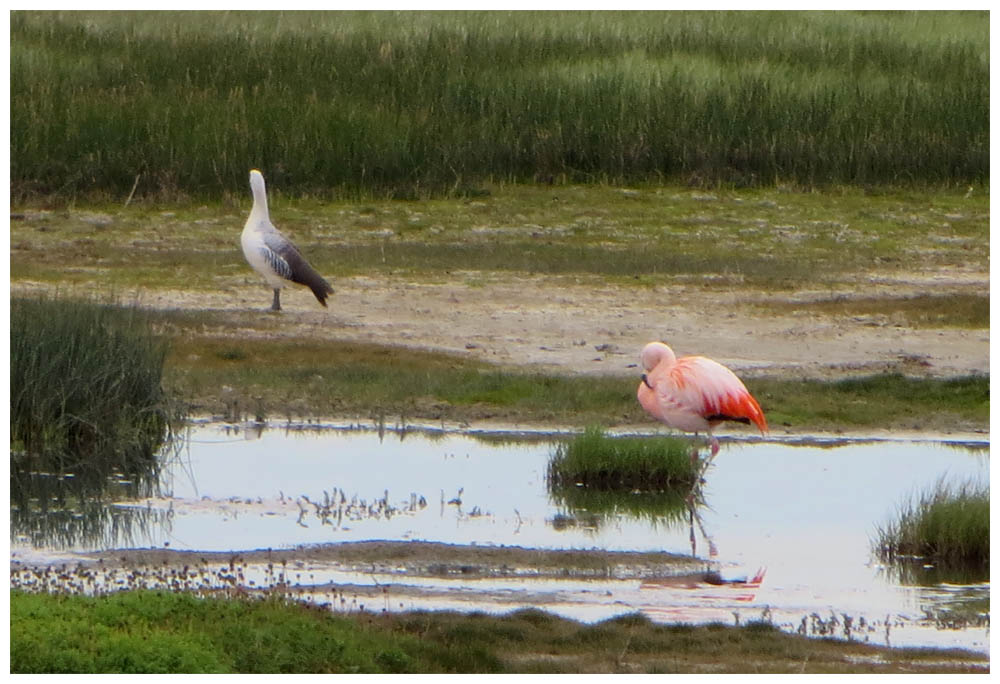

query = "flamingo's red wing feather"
[[671, 357, 768, 434]]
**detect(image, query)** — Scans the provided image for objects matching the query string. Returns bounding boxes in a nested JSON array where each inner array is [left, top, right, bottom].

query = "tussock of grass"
[[10, 294, 183, 547], [874, 478, 989, 577], [10, 295, 178, 491], [547, 426, 697, 492], [11, 591, 987, 673]]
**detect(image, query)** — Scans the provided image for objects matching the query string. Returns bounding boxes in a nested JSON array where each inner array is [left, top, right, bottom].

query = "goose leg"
[[271, 288, 282, 311]]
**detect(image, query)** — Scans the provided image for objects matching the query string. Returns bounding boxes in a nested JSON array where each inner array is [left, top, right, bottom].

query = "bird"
[[636, 341, 767, 459], [240, 169, 333, 312]]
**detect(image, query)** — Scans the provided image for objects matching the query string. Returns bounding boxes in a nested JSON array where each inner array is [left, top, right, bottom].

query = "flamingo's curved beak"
[[641, 373, 653, 389]]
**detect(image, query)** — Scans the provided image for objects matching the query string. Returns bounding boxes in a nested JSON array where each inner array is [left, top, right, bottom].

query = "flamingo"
[[241, 169, 333, 311], [637, 341, 768, 459]]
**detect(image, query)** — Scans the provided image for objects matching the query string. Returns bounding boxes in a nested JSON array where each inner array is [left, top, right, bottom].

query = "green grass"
[[755, 373, 989, 431], [874, 478, 989, 579], [10, 591, 988, 673], [546, 427, 699, 527], [11, 10, 988, 201], [10, 184, 990, 294], [162, 336, 640, 425], [548, 426, 698, 491]]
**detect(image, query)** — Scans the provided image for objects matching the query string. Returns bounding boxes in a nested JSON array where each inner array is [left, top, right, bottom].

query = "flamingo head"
[[640, 341, 676, 372]]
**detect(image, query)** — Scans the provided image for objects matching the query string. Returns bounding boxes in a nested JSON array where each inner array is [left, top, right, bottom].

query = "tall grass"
[[11, 10, 988, 201], [10, 294, 179, 509], [873, 478, 989, 578]]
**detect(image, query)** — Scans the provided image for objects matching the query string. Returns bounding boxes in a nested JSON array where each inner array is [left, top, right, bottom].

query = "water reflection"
[[10, 435, 178, 550], [9, 422, 990, 653]]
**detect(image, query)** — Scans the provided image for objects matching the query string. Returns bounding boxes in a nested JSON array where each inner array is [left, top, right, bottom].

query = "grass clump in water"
[[547, 426, 697, 492], [873, 478, 989, 579], [10, 294, 179, 509]]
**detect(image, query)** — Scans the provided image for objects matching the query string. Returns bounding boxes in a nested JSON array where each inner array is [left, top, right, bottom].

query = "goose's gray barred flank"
[[241, 169, 334, 311]]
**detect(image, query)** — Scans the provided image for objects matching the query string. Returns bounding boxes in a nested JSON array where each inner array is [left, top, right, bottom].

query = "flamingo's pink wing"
[[669, 357, 768, 433]]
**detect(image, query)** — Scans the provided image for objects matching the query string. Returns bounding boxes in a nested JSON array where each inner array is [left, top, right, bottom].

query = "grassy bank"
[[10, 591, 987, 673], [159, 334, 988, 433], [11, 10, 988, 200]]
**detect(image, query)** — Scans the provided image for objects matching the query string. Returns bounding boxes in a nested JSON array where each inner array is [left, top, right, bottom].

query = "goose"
[[241, 169, 333, 311]]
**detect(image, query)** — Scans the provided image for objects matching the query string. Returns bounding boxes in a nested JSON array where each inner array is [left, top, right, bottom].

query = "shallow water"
[[10, 422, 990, 654]]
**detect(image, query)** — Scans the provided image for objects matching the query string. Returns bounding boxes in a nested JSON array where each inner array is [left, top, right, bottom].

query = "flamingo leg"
[[693, 433, 721, 480]]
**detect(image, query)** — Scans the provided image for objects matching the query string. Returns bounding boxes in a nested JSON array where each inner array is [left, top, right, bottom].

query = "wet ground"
[[10, 421, 990, 655]]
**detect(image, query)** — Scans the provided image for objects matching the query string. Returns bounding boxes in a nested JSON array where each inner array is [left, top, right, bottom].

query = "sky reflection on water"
[[11, 423, 989, 653]]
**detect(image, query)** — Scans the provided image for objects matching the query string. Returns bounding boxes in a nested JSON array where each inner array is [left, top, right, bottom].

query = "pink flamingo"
[[637, 341, 768, 459]]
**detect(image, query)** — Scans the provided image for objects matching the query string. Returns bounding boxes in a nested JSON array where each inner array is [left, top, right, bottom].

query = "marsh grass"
[[753, 373, 988, 431], [10, 591, 987, 673], [10, 294, 181, 510], [547, 426, 698, 492], [11, 10, 988, 201], [874, 478, 989, 578], [163, 336, 639, 425]]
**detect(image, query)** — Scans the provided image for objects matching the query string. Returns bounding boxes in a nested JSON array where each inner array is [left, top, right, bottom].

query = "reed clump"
[[547, 426, 697, 492], [10, 294, 179, 507], [873, 478, 989, 577]]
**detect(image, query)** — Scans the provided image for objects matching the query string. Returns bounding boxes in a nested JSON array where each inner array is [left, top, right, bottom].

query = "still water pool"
[[11, 422, 989, 654]]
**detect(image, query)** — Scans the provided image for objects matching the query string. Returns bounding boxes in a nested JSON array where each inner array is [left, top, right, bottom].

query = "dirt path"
[[128, 267, 989, 380]]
